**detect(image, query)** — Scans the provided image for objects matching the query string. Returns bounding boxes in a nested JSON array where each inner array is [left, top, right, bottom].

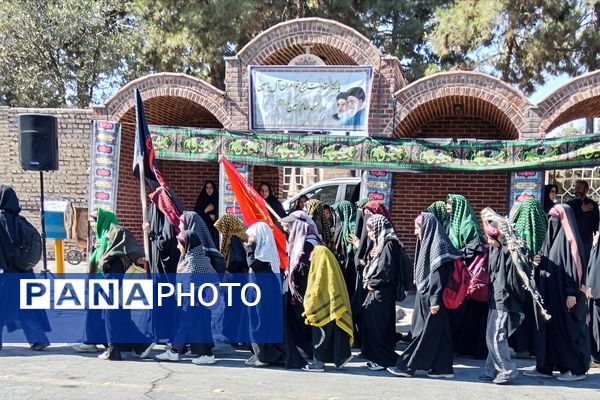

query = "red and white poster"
[[88, 120, 121, 212]]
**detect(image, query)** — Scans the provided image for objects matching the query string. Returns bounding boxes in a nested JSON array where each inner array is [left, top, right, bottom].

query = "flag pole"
[[138, 155, 151, 262], [219, 155, 283, 222], [264, 201, 283, 223]]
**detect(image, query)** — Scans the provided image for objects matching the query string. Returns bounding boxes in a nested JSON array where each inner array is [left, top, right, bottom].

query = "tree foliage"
[[0, 0, 140, 107], [1, 0, 599, 108], [136, 0, 456, 88], [429, 0, 600, 94]]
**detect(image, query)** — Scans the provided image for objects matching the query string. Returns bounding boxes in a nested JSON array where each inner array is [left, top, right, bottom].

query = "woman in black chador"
[[389, 212, 458, 379], [360, 214, 408, 371], [586, 224, 600, 365], [524, 204, 590, 381], [0, 185, 50, 351], [194, 180, 219, 247]]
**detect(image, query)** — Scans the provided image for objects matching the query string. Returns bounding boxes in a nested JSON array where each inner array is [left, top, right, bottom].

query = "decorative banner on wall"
[[248, 65, 373, 132], [362, 171, 394, 211], [88, 120, 121, 212], [148, 126, 600, 172], [219, 161, 249, 221], [509, 170, 545, 218]]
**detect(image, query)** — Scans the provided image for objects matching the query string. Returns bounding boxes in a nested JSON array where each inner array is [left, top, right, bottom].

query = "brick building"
[[1, 18, 599, 255]]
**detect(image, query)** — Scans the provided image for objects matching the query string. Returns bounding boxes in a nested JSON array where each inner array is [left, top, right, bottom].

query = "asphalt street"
[[0, 342, 598, 400]]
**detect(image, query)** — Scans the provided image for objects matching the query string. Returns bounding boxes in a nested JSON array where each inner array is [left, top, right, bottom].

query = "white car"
[[282, 177, 362, 213]]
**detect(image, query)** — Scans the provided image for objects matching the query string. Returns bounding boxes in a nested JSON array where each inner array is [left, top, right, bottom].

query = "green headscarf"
[[89, 208, 120, 271], [355, 197, 370, 209], [511, 198, 548, 255], [331, 200, 357, 253], [97, 224, 145, 273], [426, 201, 450, 232], [447, 194, 484, 249]]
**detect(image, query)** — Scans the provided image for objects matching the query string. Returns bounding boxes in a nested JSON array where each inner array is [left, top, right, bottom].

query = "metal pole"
[[39, 171, 49, 273], [55, 239, 64, 274], [138, 155, 151, 262]]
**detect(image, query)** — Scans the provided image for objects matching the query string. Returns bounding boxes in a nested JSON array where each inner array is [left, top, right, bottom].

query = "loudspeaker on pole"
[[18, 114, 59, 171]]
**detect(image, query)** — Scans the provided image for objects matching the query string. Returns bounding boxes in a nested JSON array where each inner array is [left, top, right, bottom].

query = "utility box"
[[44, 200, 72, 240]]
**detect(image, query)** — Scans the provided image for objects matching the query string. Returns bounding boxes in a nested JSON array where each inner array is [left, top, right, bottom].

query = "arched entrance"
[[101, 73, 228, 234]]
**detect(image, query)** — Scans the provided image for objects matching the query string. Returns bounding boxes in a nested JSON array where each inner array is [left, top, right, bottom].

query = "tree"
[[136, 0, 458, 88], [554, 122, 584, 137], [341, 0, 462, 81], [428, 0, 600, 94], [134, 0, 289, 90], [0, 0, 141, 107]]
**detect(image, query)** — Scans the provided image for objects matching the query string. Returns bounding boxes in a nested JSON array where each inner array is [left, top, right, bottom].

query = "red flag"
[[221, 156, 288, 269]]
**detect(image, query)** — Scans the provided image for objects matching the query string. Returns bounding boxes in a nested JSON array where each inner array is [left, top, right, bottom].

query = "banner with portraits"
[[249, 66, 373, 132]]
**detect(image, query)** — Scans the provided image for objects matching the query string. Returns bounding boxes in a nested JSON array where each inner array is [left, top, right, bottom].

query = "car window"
[[345, 184, 361, 203], [307, 185, 338, 205]]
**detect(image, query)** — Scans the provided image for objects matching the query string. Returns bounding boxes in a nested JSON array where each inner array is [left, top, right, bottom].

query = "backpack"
[[466, 249, 490, 302], [9, 214, 42, 272], [442, 258, 469, 309]]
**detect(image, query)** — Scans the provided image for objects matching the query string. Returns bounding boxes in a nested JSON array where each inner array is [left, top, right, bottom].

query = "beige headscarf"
[[214, 214, 248, 266]]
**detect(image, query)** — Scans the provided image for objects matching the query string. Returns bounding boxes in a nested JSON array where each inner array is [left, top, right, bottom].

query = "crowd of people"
[[0, 179, 599, 385]]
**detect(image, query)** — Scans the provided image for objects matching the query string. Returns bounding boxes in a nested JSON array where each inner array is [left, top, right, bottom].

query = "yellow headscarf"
[[303, 245, 354, 346]]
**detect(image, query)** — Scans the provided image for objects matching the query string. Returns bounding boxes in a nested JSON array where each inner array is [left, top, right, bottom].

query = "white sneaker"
[[427, 371, 455, 379], [154, 349, 180, 362], [367, 361, 385, 371], [72, 344, 99, 353], [556, 371, 586, 382], [245, 355, 258, 366], [192, 355, 216, 365], [254, 358, 268, 367], [185, 350, 200, 357]]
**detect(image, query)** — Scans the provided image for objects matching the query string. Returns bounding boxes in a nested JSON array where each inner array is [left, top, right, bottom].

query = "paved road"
[[0, 343, 598, 400]]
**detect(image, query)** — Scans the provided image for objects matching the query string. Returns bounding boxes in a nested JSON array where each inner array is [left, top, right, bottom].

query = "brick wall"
[[115, 123, 221, 240], [390, 116, 510, 253], [418, 115, 504, 139], [0, 107, 93, 256], [390, 171, 509, 255]]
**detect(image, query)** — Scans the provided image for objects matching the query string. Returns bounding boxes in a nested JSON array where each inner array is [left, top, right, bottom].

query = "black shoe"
[[427, 369, 454, 379], [30, 343, 50, 351], [387, 367, 414, 377], [396, 332, 412, 343]]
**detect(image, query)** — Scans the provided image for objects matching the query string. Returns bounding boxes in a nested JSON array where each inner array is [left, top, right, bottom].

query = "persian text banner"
[[249, 65, 373, 132], [89, 121, 121, 212], [148, 126, 600, 172]]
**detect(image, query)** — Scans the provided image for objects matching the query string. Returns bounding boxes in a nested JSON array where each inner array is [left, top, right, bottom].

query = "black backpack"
[[10, 214, 42, 271]]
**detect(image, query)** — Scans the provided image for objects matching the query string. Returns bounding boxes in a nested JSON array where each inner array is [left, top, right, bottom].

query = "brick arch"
[[538, 70, 600, 133], [388, 72, 531, 138], [104, 72, 230, 127], [236, 17, 384, 68]]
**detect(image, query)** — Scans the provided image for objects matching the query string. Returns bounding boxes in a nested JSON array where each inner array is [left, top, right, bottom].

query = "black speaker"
[[18, 114, 59, 171]]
